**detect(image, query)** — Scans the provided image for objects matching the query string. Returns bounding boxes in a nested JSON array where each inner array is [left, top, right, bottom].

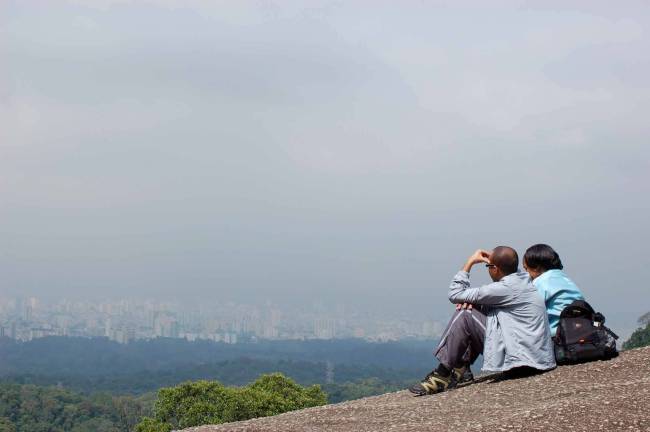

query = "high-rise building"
[[23, 305, 33, 322], [170, 321, 180, 338], [105, 318, 112, 337], [314, 318, 336, 339]]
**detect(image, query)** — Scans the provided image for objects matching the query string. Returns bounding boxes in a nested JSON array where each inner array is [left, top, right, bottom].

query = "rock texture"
[[182, 346, 650, 432]]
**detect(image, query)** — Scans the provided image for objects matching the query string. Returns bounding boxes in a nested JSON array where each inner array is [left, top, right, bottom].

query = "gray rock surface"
[[182, 346, 650, 432]]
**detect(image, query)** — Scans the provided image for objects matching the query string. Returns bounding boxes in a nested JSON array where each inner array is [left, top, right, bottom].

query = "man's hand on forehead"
[[462, 249, 492, 273], [472, 249, 491, 264]]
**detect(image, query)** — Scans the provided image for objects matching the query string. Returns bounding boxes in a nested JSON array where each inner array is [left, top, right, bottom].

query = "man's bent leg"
[[410, 308, 486, 395], [434, 308, 486, 369], [410, 309, 486, 396], [465, 309, 487, 365]]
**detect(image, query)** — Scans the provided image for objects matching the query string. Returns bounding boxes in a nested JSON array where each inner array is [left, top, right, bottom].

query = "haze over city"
[[1, 0, 649, 338]]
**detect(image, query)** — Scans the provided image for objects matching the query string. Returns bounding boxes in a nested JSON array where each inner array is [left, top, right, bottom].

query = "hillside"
[[182, 346, 650, 432]]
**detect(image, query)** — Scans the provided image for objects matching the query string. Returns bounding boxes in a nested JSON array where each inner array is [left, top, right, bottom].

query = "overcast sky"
[[1, 1, 649, 333]]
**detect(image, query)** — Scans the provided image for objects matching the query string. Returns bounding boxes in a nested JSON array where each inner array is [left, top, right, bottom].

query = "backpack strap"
[[603, 326, 619, 340], [560, 300, 595, 319]]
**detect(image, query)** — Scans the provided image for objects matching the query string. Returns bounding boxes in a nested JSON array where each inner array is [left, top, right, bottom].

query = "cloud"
[[0, 94, 192, 148]]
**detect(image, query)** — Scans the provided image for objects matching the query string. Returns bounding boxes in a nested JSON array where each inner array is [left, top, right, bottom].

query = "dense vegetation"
[[0, 337, 436, 377], [0, 337, 440, 398], [0, 383, 152, 432], [0, 336, 441, 430], [0, 377, 404, 432], [623, 312, 650, 350], [0, 375, 328, 432], [4, 357, 417, 398], [135, 374, 326, 431]]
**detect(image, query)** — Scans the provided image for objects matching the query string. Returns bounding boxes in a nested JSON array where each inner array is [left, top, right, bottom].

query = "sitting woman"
[[523, 244, 584, 337]]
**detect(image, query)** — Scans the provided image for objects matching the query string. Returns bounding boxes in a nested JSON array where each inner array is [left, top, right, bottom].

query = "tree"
[[154, 380, 233, 429], [0, 417, 16, 432], [133, 418, 171, 432], [70, 417, 119, 432], [135, 374, 327, 431], [623, 312, 650, 350], [623, 324, 650, 350], [638, 311, 650, 327], [0, 383, 150, 432], [112, 395, 149, 432], [230, 373, 326, 422]]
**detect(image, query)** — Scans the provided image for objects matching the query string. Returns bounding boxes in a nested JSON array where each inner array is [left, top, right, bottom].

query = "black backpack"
[[554, 300, 619, 365]]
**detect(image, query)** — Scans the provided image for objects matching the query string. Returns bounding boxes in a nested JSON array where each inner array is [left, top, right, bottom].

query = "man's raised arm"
[[448, 249, 512, 306]]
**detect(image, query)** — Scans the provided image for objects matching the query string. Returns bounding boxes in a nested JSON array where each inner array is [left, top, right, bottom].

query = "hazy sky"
[[1, 1, 649, 333]]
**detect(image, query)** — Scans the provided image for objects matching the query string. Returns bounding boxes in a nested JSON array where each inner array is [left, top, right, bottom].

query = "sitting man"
[[410, 246, 556, 395], [522, 244, 584, 337]]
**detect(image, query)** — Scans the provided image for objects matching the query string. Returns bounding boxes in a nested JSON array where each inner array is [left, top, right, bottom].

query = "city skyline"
[[0, 295, 444, 344]]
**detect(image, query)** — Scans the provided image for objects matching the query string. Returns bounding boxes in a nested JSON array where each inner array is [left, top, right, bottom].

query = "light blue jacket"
[[533, 269, 584, 336], [448, 271, 556, 372]]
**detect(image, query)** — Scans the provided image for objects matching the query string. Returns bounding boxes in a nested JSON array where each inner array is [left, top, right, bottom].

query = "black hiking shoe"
[[409, 370, 456, 396], [454, 366, 474, 384]]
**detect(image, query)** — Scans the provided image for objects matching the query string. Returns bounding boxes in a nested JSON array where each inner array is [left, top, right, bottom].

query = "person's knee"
[[451, 309, 472, 330], [458, 309, 472, 323]]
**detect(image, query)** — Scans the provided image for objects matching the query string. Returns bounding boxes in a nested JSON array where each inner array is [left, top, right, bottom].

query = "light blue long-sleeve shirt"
[[448, 270, 556, 372], [533, 269, 584, 336]]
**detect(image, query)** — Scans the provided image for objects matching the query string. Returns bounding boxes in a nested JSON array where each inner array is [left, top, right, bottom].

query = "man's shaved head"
[[490, 246, 519, 275]]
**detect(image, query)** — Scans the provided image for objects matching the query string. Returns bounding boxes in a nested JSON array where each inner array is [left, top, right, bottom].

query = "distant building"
[[169, 320, 180, 338], [105, 318, 112, 337], [30, 326, 57, 340], [314, 318, 336, 339], [23, 305, 33, 322]]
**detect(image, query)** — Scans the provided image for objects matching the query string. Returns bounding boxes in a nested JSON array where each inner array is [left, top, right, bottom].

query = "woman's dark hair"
[[523, 244, 563, 271]]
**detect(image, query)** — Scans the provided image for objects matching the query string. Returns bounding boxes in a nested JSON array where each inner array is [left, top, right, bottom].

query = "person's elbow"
[[447, 290, 465, 304]]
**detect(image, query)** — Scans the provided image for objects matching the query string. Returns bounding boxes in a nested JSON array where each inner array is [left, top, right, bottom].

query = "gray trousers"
[[434, 308, 487, 369]]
